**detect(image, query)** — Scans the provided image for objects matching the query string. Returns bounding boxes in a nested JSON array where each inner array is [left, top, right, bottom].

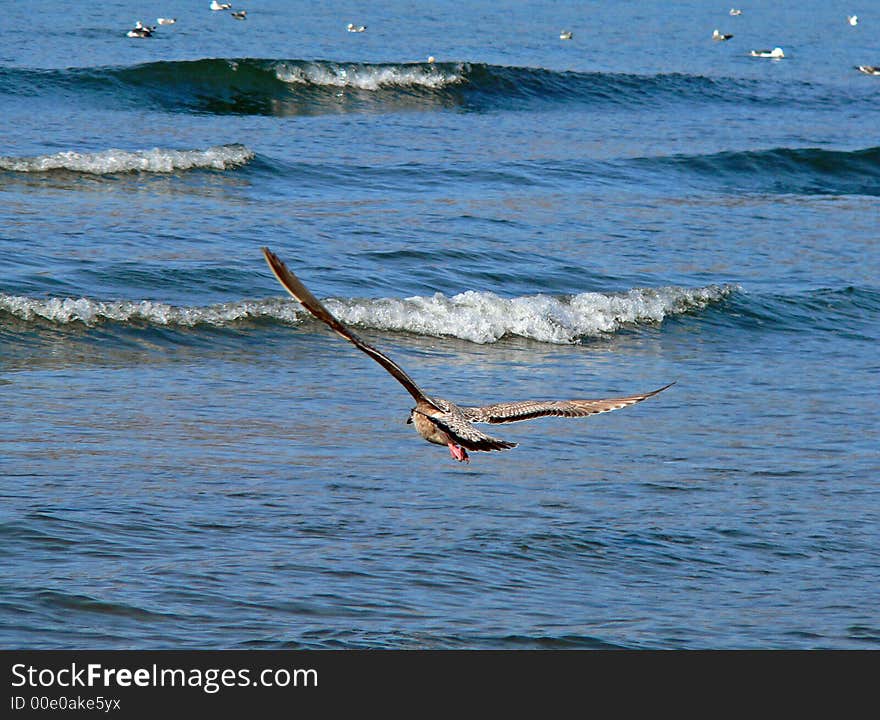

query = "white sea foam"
[[0, 296, 291, 327], [273, 61, 465, 90], [326, 285, 735, 343], [0, 144, 254, 174], [1, 284, 736, 343]]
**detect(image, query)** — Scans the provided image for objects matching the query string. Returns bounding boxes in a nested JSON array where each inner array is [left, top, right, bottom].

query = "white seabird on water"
[[712, 29, 733, 41], [559, 30, 573, 40], [210, 1, 232, 10], [750, 47, 785, 59], [857, 65, 880, 75], [126, 21, 154, 38], [157, 17, 176, 25], [231, 10, 246, 19], [730, 8, 742, 16], [848, 15, 858, 26], [346, 23, 366, 32]]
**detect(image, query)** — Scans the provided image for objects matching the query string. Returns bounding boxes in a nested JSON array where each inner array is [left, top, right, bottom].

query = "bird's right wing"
[[462, 383, 675, 424], [262, 247, 432, 406]]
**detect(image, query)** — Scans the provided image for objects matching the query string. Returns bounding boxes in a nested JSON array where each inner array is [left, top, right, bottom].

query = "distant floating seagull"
[[261, 247, 674, 463], [750, 47, 785, 58], [157, 17, 176, 25], [210, 1, 232, 10], [346, 23, 366, 32], [730, 8, 742, 16], [126, 21, 154, 38], [231, 10, 246, 19], [848, 15, 858, 26], [560, 30, 573, 40], [712, 29, 734, 41], [857, 65, 880, 75]]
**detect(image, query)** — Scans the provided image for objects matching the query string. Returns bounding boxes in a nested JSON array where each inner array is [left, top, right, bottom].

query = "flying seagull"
[[261, 247, 673, 463]]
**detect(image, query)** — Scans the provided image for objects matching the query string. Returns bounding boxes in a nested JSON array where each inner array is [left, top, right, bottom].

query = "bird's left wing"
[[262, 247, 433, 406], [461, 383, 674, 424]]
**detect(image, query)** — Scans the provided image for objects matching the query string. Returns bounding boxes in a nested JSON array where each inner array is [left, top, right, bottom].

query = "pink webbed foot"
[[447, 442, 469, 463]]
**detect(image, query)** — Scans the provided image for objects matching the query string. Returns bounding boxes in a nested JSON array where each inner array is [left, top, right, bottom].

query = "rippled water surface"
[[1, 0, 878, 649]]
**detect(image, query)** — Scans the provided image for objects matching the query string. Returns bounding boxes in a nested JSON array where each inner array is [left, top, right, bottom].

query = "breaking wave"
[[0, 284, 736, 344], [272, 60, 463, 90], [0, 143, 254, 174], [4, 141, 874, 194], [2, 58, 859, 116], [0, 59, 469, 115]]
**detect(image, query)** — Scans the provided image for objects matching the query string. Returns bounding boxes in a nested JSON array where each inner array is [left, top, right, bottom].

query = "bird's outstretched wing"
[[461, 383, 675, 424], [262, 247, 433, 406]]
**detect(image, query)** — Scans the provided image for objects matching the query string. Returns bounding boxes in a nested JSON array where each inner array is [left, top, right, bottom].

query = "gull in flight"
[[262, 247, 673, 463]]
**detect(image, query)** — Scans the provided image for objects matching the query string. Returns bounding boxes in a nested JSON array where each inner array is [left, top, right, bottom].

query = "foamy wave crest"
[[326, 285, 737, 343], [0, 295, 294, 327], [1, 285, 735, 343], [0, 144, 254, 174], [273, 61, 465, 90]]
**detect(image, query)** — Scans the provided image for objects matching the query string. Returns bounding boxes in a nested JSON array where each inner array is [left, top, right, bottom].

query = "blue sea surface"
[[1, 0, 878, 649]]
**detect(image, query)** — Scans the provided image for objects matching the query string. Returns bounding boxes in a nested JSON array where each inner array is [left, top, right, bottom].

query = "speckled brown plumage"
[[460, 389, 673, 424]]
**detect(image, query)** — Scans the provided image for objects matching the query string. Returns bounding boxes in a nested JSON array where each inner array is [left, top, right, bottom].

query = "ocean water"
[[1, 0, 878, 649]]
